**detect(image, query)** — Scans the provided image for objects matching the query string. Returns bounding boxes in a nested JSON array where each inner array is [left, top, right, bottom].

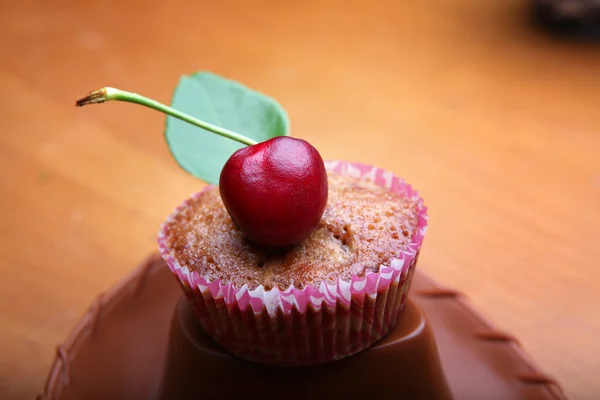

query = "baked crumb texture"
[[163, 168, 421, 291]]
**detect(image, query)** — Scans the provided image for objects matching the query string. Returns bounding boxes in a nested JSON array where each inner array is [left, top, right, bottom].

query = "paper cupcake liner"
[[158, 160, 428, 366]]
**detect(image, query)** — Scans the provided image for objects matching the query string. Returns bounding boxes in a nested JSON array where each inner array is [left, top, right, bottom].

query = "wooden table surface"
[[1, 0, 599, 398]]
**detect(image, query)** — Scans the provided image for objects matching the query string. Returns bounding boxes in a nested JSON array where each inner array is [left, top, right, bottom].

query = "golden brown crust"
[[164, 173, 420, 290]]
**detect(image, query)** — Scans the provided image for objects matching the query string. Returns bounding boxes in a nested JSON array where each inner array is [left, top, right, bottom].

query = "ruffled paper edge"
[[158, 160, 428, 316]]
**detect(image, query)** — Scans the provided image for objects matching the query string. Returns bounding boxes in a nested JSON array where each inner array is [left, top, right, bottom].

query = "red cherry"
[[219, 136, 328, 248]]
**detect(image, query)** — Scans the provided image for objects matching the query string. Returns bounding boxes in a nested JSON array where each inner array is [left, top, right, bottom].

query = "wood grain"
[[1, 0, 599, 398]]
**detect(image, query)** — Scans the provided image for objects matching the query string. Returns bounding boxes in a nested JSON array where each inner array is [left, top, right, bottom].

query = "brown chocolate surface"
[[163, 173, 420, 290], [156, 296, 453, 399], [38, 254, 567, 400]]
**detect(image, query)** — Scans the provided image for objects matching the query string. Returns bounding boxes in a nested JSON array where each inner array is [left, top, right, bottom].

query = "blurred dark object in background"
[[533, 0, 600, 40]]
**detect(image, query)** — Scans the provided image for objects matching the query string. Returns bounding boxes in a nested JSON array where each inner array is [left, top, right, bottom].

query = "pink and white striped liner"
[[158, 160, 428, 366]]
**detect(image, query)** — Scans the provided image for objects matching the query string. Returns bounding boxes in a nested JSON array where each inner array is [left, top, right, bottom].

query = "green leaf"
[[165, 72, 290, 185]]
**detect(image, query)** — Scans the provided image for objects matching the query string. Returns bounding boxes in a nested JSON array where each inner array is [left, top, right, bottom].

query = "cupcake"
[[75, 73, 428, 366], [158, 159, 427, 366]]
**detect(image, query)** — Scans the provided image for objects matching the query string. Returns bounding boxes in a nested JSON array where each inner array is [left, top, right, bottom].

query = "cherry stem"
[[75, 87, 258, 146]]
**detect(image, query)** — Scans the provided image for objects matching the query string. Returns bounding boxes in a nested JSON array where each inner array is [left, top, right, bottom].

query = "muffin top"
[[163, 172, 420, 290]]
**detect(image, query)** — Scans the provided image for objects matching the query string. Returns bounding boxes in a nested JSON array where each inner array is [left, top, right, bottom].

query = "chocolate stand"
[[38, 254, 567, 400], [156, 297, 452, 399]]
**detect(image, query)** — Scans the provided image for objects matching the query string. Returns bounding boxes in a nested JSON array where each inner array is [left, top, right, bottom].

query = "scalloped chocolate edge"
[[37, 253, 567, 400], [414, 275, 567, 399]]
